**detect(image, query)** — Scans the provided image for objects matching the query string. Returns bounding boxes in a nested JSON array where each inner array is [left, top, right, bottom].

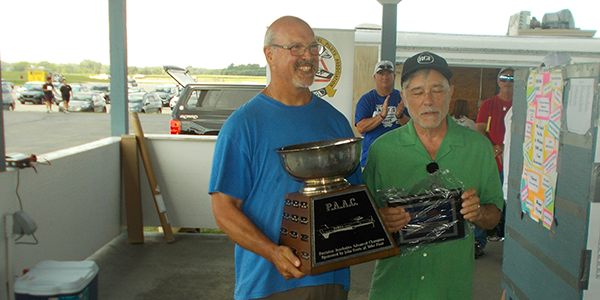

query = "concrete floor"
[[88, 232, 504, 300]]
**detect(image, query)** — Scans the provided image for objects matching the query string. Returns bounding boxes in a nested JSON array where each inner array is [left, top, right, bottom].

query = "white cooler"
[[14, 260, 98, 300]]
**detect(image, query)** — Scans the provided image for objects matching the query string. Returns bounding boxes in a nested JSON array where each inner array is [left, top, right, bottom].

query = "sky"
[[1, 0, 598, 69]]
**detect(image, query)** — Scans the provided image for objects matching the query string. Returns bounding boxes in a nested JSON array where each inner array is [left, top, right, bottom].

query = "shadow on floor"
[[88, 233, 503, 300]]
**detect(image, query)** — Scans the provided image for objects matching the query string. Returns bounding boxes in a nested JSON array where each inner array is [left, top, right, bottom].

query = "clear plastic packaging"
[[377, 169, 474, 257]]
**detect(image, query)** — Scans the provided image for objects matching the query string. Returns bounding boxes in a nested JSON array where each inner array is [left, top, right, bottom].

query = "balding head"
[[262, 16, 319, 96], [264, 16, 314, 46]]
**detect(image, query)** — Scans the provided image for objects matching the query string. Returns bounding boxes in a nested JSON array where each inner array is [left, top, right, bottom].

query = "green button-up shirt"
[[363, 116, 504, 300]]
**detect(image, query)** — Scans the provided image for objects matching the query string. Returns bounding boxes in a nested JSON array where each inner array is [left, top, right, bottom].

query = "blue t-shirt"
[[209, 93, 362, 300], [354, 89, 408, 167]]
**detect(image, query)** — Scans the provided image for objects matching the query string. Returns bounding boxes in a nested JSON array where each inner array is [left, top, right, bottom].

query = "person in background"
[[474, 67, 514, 255], [364, 51, 503, 300], [59, 78, 72, 113], [355, 60, 410, 168], [450, 99, 475, 129], [209, 16, 361, 300], [42, 77, 57, 113]]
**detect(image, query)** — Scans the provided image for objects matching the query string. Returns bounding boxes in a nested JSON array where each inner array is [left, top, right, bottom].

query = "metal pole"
[[378, 0, 401, 64], [109, 0, 129, 136], [1, 64, 5, 172]]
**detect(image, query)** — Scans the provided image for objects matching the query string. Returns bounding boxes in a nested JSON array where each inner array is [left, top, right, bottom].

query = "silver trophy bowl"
[[276, 137, 363, 195]]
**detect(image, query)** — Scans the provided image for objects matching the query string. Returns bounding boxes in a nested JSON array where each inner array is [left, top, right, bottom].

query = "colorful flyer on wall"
[[519, 70, 562, 229]]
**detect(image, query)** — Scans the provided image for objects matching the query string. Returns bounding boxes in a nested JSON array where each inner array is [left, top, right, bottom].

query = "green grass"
[[2, 71, 265, 86], [2, 71, 109, 85]]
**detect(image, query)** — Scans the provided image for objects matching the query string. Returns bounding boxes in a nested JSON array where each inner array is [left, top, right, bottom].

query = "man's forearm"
[[356, 115, 384, 134], [397, 114, 410, 126], [474, 204, 502, 230], [211, 193, 279, 260]]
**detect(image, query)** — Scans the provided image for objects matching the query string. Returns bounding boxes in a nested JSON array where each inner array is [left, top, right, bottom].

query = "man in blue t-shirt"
[[209, 16, 361, 300], [355, 60, 410, 167]]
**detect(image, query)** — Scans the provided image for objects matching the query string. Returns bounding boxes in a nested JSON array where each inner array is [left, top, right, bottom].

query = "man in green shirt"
[[363, 51, 504, 300]]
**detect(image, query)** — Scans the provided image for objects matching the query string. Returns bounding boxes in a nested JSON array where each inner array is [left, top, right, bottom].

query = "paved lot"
[[92, 233, 504, 300], [3, 83, 174, 155], [2, 109, 172, 155]]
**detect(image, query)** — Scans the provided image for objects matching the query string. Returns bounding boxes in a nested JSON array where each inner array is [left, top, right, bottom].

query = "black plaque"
[[387, 188, 464, 246], [280, 185, 398, 275]]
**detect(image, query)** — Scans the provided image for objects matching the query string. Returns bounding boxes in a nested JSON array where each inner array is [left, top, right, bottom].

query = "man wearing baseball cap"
[[473, 66, 515, 255], [363, 51, 503, 300], [355, 60, 410, 167]]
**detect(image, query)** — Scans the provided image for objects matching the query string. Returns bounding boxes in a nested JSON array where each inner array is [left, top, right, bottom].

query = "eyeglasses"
[[270, 43, 323, 56], [499, 75, 514, 82]]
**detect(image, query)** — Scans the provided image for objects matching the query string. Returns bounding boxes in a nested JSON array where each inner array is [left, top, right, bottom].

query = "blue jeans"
[[474, 227, 487, 248]]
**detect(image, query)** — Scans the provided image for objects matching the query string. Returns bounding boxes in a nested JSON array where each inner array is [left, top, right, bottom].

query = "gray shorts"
[[255, 284, 348, 300]]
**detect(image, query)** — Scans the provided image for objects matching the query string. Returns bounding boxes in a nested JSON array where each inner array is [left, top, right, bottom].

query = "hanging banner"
[[520, 70, 563, 229], [313, 29, 355, 121]]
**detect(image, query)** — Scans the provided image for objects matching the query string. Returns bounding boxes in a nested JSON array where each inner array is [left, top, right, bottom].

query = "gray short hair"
[[264, 26, 275, 46]]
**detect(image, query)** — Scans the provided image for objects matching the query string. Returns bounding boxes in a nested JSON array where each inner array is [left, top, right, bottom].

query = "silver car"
[[128, 92, 163, 114], [2, 85, 16, 111], [68, 92, 107, 112]]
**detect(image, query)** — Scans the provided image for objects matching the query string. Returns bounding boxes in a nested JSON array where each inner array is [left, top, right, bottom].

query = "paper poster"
[[566, 78, 594, 134], [520, 70, 563, 229]]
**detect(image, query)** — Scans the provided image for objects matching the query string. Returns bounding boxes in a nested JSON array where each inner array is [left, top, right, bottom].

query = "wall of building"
[[0, 134, 221, 298], [0, 138, 122, 298]]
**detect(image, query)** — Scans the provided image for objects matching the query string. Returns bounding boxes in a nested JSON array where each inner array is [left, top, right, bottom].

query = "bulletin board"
[[519, 70, 563, 229]]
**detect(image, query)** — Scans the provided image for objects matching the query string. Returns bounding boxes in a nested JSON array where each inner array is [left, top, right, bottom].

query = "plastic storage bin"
[[14, 260, 98, 300]]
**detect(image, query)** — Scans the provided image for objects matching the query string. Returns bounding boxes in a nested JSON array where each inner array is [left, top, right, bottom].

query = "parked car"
[[152, 85, 178, 107], [90, 84, 110, 103], [128, 79, 138, 87], [67, 92, 107, 112], [72, 85, 91, 93], [16, 81, 44, 98], [18, 83, 45, 104], [164, 65, 264, 135], [128, 87, 146, 94], [2, 85, 16, 111], [2, 79, 14, 91], [128, 92, 162, 114]]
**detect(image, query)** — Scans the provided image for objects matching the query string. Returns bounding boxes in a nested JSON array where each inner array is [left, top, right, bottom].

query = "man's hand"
[[492, 144, 504, 158], [395, 101, 405, 118], [459, 188, 502, 230], [460, 188, 481, 223], [378, 206, 411, 233], [356, 94, 392, 134], [269, 245, 306, 280], [381, 95, 390, 117], [212, 192, 306, 280]]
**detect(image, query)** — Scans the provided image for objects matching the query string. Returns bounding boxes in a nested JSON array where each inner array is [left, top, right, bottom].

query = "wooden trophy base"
[[279, 185, 399, 275]]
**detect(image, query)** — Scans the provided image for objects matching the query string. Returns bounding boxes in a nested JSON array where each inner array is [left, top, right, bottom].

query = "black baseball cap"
[[401, 51, 453, 85]]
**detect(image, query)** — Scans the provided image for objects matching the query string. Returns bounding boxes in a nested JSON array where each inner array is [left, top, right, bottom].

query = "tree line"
[[1, 60, 266, 76]]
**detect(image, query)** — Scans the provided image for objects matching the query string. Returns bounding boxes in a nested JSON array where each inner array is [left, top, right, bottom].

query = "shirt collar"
[[404, 116, 466, 161]]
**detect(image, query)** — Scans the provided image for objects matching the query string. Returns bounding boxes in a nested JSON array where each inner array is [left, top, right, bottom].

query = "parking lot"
[[3, 82, 173, 155], [7, 82, 172, 114]]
